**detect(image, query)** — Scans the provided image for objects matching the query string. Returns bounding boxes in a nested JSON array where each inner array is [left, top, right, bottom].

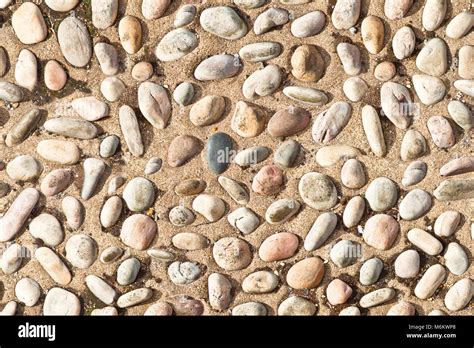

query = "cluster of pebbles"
[[0, 0, 473, 316]]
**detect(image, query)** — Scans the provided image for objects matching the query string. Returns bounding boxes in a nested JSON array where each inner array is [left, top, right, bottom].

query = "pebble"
[[4, 109, 40, 146], [218, 176, 249, 204], [15, 49, 37, 91], [343, 196, 365, 228], [414, 264, 446, 299], [123, 177, 155, 212], [190, 95, 225, 126], [12, 3, 47, 45], [72, 96, 109, 122], [326, 279, 353, 305], [91, 307, 118, 316], [100, 135, 119, 158], [254, 8, 289, 35], [454, 79, 474, 97], [458, 46, 474, 80], [446, 12, 474, 39], [119, 105, 144, 157], [119, 16, 142, 54], [100, 247, 124, 264], [172, 232, 208, 250], [228, 207, 259, 234], [361, 16, 384, 54], [434, 210, 461, 237], [422, 0, 447, 31], [58, 17, 92, 67], [0, 46, 8, 77], [171, 295, 204, 316], [37, 140, 81, 165], [298, 172, 337, 210], [259, 232, 299, 262], [392, 26, 415, 60], [0, 301, 17, 316], [252, 165, 284, 196], [168, 261, 201, 285], [387, 301, 415, 315], [101, 77, 125, 102], [399, 189, 432, 220], [147, 249, 174, 263], [142, 0, 170, 20], [44, 118, 98, 140], [144, 302, 173, 316], [132, 62, 153, 82], [269, 106, 311, 137], [444, 279, 472, 311], [200, 6, 247, 40], [117, 288, 153, 308], [234, 0, 266, 8], [381, 82, 412, 129], [81, 158, 106, 200], [0, 0, 11, 9], [85, 275, 117, 305], [304, 212, 338, 251], [6, 155, 42, 181], [156, 28, 198, 61], [138, 82, 171, 129], [365, 177, 397, 212], [232, 302, 267, 316], [332, 0, 361, 29], [108, 175, 126, 195], [428, 309, 446, 316], [235, 146, 270, 166], [15, 278, 41, 307], [169, 206, 195, 226], [339, 306, 361, 316], [173, 82, 194, 106], [192, 194, 226, 222], [43, 288, 80, 315], [61, 196, 84, 229], [231, 101, 266, 138], [343, 77, 367, 102], [0, 188, 39, 242], [363, 214, 400, 250], [340, 159, 366, 189], [175, 179, 206, 196], [361, 105, 386, 157], [0, 81, 23, 103], [65, 234, 97, 269], [412, 75, 445, 106], [242, 271, 279, 293], [400, 130, 427, 161], [1, 244, 23, 274], [120, 214, 157, 250], [278, 296, 316, 316], [195, 54, 240, 81], [444, 242, 468, 275], [274, 140, 300, 168], [213, 237, 252, 271], [265, 199, 300, 224], [374, 61, 396, 81], [35, 247, 72, 285], [359, 288, 395, 308], [29, 213, 63, 247], [394, 249, 420, 278], [291, 11, 325, 38], [100, 196, 123, 228], [283, 86, 328, 106], [427, 116, 455, 148], [239, 42, 282, 63], [286, 257, 325, 289], [416, 38, 448, 76], [205, 132, 234, 174], [168, 135, 201, 167], [384, 0, 413, 19], [330, 239, 359, 268], [337, 43, 361, 76], [144, 157, 162, 175], [407, 228, 443, 256], [359, 258, 383, 285], [242, 64, 282, 99], [174, 5, 196, 27], [44, 60, 67, 91], [208, 273, 232, 311], [291, 45, 324, 82], [402, 161, 427, 186], [91, 0, 118, 29], [312, 102, 351, 143], [45, 0, 79, 11]]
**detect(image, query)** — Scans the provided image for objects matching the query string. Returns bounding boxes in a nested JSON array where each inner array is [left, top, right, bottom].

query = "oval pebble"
[[6, 155, 42, 182], [213, 237, 252, 271], [58, 17, 92, 67], [291, 11, 325, 38], [286, 257, 325, 289], [434, 210, 461, 237], [192, 194, 226, 222], [265, 199, 300, 224], [304, 212, 338, 251], [408, 228, 443, 256], [359, 288, 395, 308], [330, 240, 359, 268], [363, 214, 400, 250], [29, 213, 64, 247], [343, 196, 365, 228], [326, 279, 353, 305], [208, 273, 232, 311], [15, 278, 41, 307], [65, 234, 97, 269], [120, 214, 157, 250], [359, 258, 383, 285], [242, 270, 278, 294], [43, 288, 80, 315], [399, 189, 431, 220], [259, 232, 299, 262], [278, 296, 316, 316], [200, 6, 247, 40], [414, 264, 446, 300], [444, 279, 472, 311], [298, 172, 337, 210], [394, 249, 420, 278], [444, 242, 468, 275], [100, 196, 123, 228], [85, 275, 117, 305]]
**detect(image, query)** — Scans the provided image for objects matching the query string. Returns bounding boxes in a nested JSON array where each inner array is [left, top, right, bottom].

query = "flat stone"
[[100, 196, 123, 228], [144, 157, 162, 175], [119, 105, 144, 157], [400, 130, 427, 161], [326, 279, 353, 305], [192, 194, 226, 222], [100, 77, 125, 102], [434, 210, 461, 237], [100, 247, 124, 264], [341, 159, 366, 189], [37, 140, 81, 165], [365, 177, 398, 212], [72, 96, 109, 122], [252, 165, 284, 195], [312, 102, 351, 143], [6, 155, 42, 182], [394, 249, 420, 278], [108, 175, 126, 195], [123, 177, 155, 212], [274, 139, 300, 168], [65, 234, 97, 269], [412, 75, 446, 105], [15, 49, 37, 91], [0, 47, 7, 77], [61, 196, 84, 229], [444, 279, 472, 311], [444, 242, 468, 275], [170, 295, 203, 316], [167, 135, 201, 167], [343, 196, 365, 228], [416, 38, 448, 76], [422, 0, 447, 31], [208, 273, 232, 311], [402, 161, 427, 186], [339, 306, 361, 316], [291, 45, 325, 82], [446, 12, 474, 39], [414, 264, 446, 299], [58, 17, 92, 67], [117, 288, 153, 308], [359, 288, 395, 308], [119, 16, 142, 54], [120, 214, 157, 250], [363, 214, 400, 250], [298, 172, 337, 210], [142, 0, 170, 20], [91, 0, 118, 29], [343, 77, 368, 102], [100, 135, 120, 158], [242, 271, 279, 293], [362, 105, 386, 157], [85, 275, 117, 305], [239, 42, 282, 62], [361, 15, 384, 54], [200, 6, 247, 40], [330, 240, 359, 268], [242, 65, 282, 100], [213, 237, 252, 271], [205, 132, 234, 174], [232, 302, 267, 316], [259, 232, 299, 262], [218, 176, 250, 205], [331, 0, 361, 29], [12, 3, 47, 44], [29, 213, 63, 247], [44, 60, 67, 91], [1, 244, 23, 274], [189, 95, 225, 126], [45, 0, 79, 11], [174, 4, 196, 27], [387, 301, 416, 315], [172, 232, 208, 250], [44, 118, 98, 140], [81, 158, 106, 200], [374, 61, 396, 81], [304, 212, 338, 251], [173, 82, 194, 106], [427, 116, 455, 148], [144, 302, 173, 316], [15, 278, 41, 307], [5, 108, 41, 147], [231, 101, 266, 138], [156, 28, 198, 61], [337, 43, 361, 76], [169, 206, 195, 226], [359, 258, 383, 285], [291, 11, 325, 37], [278, 296, 316, 316], [454, 80, 474, 97], [440, 157, 474, 177], [286, 257, 325, 289], [168, 261, 202, 285], [194, 54, 240, 81], [0, 81, 23, 103], [227, 207, 259, 234], [175, 179, 206, 196], [283, 86, 328, 106], [35, 247, 72, 285], [316, 145, 361, 167], [265, 199, 300, 225], [380, 82, 412, 129], [407, 228, 443, 256], [254, 8, 289, 35], [384, 0, 413, 19], [399, 189, 432, 220], [43, 288, 80, 315]]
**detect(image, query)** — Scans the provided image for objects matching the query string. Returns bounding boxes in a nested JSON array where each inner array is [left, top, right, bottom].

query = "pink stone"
[[258, 232, 299, 262], [326, 279, 353, 305], [363, 214, 400, 250], [267, 106, 310, 137], [120, 214, 157, 250], [252, 165, 284, 196]]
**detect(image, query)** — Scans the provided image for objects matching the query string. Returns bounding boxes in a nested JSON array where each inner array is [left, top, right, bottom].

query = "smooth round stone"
[[218, 176, 249, 205], [15, 278, 41, 307], [108, 175, 126, 195], [15, 49, 37, 91], [444, 242, 468, 275], [174, 4, 196, 27], [414, 264, 446, 300], [428, 309, 446, 316], [101, 77, 125, 102], [6, 155, 42, 181], [132, 61, 153, 81], [278, 296, 316, 316], [343, 196, 365, 228], [413, 75, 446, 105], [402, 161, 427, 186], [446, 12, 474, 39], [242, 271, 278, 294], [316, 145, 361, 167], [173, 82, 194, 106], [239, 42, 282, 63], [144, 302, 173, 316], [142, 0, 170, 20], [313, 101, 352, 143], [172, 232, 208, 250], [359, 258, 383, 285], [37, 140, 81, 165], [12, 3, 47, 44], [144, 157, 162, 175], [304, 212, 338, 251], [175, 179, 206, 196], [190, 95, 225, 126], [447, 101, 473, 130], [384, 0, 413, 19], [44, 118, 98, 140], [169, 206, 195, 226], [168, 261, 201, 285], [341, 159, 366, 189], [29, 213, 63, 247], [291, 11, 325, 37], [119, 16, 142, 54], [0, 46, 8, 77], [268, 106, 311, 137], [62, 196, 84, 230], [265, 199, 300, 225], [65, 234, 97, 269], [156, 28, 198, 61], [326, 279, 352, 305], [232, 302, 267, 316], [236, 146, 270, 166], [286, 257, 325, 290], [91, 0, 118, 29], [171, 295, 204, 316], [339, 306, 361, 316], [381, 82, 412, 129], [359, 288, 396, 308], [44, 60, 67, 91], [416, 38, 447, 76], [365, 177, 397, 212], [72, 96, 109, 122], [444, 279, 472, 311], [2, 244, 23, 274], [361, 15, 384, 54], [299, 172, 337, 210], [392, 26, 415, 60], [434, 210, 461, 237], [194, 54, 240, 81], [208, 273, 232, 311], [35, 247, 71, 285], [291, 45, 324, 82], [400, 130, 427, 161], [94, 42, 119, 76], [81, 158, 106, 200], [117, 288, 153, 308], [100, 196, 122, 228], [200, 6, 247, 40], [343, 77, 367, 102], [45, 0, 79, 11], [0, 81, 23, 103], [228, 207, 259, 234], [274, 140, 300, 168], [363, 214, 400, 250], [205, 132, 234, 174], [337, 43, 361, 76], [394, 249, 420, 278], [330, 240, 359, 268], [458, 45, 474, 79], [148, 248, 175, 264], [100, 135, 119, 158], [100, 246, 124, 264], [92, 307, 118, 316], [123, 177, 155, 212], [259, 232, 299, 262], [331, 0, 360, 29], [85, 275, 117, 305], [422, 0, 447, 31], [254, 8, 289, 35], [283, 86, 328, 106], [374, 61, 396, 81], [168, 135, 201, 167], [213, 237, 252, 271], [5, 108, 42, 146], [120, 214, 157, 250], [454, 79, 474, 97], [399, 189, 431, 220], [58, 17, 92, 67], [242, 64, 282, 100], [231, 101, 266, 138], [192, 194, 225, 222], [387, 301, 415, 316], [408, 228, 443, 256], [427, 116, 454, 148], [43, 288, 80, 315], [234, 0, 265, 8], [252, 165, 284, 196]]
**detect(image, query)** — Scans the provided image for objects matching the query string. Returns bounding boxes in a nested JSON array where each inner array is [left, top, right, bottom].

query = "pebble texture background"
[[0, 0, 472, 316]]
